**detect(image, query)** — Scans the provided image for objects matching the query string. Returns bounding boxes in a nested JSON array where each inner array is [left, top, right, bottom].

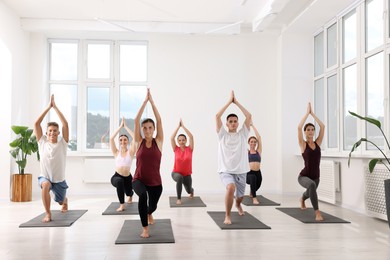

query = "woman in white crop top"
[[110, 117, 136, 212]]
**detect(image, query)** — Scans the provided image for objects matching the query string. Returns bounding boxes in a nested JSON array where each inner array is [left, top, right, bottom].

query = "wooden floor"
[[1, 193, 390, 260]]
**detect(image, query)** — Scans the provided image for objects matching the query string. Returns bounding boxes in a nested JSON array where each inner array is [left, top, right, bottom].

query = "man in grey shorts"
[[216, 91, 252, 225]]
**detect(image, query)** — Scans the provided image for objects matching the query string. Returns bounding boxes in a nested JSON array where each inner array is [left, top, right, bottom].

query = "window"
[[342, 10, 357, 63], [366, 0, 383, 52], [327, 23, 337, 68], [327, 74, 338, 148], [314, 32, 324, 77], [48, 39, 148, 153], [342, 64, 357, 150]]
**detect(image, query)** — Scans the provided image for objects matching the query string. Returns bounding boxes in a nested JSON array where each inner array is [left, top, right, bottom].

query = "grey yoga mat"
[[207, 211, 271, 230], [169, 196, 206, 207], [276, 207, 350, 223], [242, 195, 281, 206], [19, 210, 88, 228], [102, 202, 139, 215], [115, 219, 175, 244]]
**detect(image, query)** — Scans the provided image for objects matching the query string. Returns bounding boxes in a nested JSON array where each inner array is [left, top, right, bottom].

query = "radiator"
[[365, 165, 390, 221], [318, 160, 340, 204], [83, 158, 114, 183]]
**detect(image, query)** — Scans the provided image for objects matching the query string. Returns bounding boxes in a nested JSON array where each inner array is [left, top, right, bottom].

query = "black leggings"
[[298, 176, 320, 210], [171, 172, 194, 199], [132, 180, 163, 227], [246, 170, 262, 198], [111, 172, 133, 204]]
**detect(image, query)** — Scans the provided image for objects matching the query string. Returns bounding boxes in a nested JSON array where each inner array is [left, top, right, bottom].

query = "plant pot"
[[11, 173, 32, 202], [385, 179, 390, 228]]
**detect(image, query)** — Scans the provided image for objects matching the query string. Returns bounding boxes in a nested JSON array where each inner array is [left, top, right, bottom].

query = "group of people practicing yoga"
[[33, 89, 324, 238]]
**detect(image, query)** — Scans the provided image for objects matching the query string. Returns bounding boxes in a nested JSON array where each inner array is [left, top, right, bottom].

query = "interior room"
[[1, 0, 390, 259]]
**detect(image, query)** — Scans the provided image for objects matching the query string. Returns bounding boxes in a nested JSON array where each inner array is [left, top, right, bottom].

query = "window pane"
[[343, 10, 357, 63], [49, 84, 78, 151], [314, 32, 324, 77], [119, 86, 147, 137], [327, 23, 337, 68], [366, 52, 384, 150], [366, 0, 383, 52], [87, 43, 111, 79], [343, 64, 357, 150], [120, 44, 147, 82], [327, 75, 338, 148], [50, 42, 78, 80], [87, 87, 110, 149], [314, 78, 325, 137]]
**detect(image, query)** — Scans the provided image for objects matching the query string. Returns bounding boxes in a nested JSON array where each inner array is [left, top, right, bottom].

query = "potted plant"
[[9, 125, 40, 202], [348, 111, 390, 227]]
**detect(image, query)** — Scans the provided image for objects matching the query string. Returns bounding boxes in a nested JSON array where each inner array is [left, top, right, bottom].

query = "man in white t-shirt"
[[34, 95, 69, 223], [216, 91, 251, 225]]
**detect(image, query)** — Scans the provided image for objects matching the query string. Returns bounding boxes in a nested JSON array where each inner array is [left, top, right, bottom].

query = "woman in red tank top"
[[132, 88, 163, 238], [297, 102, 325, 221]]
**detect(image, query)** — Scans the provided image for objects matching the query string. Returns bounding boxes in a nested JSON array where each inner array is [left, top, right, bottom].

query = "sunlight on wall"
[[0, 39, 12, 199]]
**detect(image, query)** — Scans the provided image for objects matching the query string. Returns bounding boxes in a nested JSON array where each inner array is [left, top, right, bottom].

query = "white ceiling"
[[2, 0, 315, 34]]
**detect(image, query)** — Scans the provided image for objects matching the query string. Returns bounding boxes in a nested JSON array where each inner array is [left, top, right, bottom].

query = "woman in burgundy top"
[[297, 102, 325, 221], [170, 119, 194, 205], [133, 88, 163, 238]]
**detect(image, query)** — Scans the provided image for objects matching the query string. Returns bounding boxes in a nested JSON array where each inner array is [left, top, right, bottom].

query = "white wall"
[[0, 2, 30, 200], [26, 31, 281, 198]]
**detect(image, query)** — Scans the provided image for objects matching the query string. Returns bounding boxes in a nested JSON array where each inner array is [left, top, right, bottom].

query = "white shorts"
[[219, 172, 246, 198]]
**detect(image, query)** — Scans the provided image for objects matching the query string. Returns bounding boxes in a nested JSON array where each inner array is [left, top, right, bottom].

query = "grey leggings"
[[298, 176, 320, 210], [171, 172, 194, 200]]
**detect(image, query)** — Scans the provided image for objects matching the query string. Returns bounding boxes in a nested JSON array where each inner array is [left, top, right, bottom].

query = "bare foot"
[[236, 202, 245, 216], [300, 198, 307, 209], [141, 226, 150, 238], [176, 199, 182, 205], [315, 210, 323, 221], [116, 204, 125, 212], [148, 214, 155, 225], [61, 198, 68, 213], [189, 193, 194, 198], [127, 196, 133, 204], [42, 213, 52, 223], [252, 197, 260, 205], [224, 215, 232, 225]]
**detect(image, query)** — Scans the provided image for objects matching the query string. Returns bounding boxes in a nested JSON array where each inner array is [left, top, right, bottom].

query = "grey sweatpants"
[[298, 176, 320, 210]]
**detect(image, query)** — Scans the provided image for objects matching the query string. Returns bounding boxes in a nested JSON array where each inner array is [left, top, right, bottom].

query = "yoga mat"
[[242, 195, 281, 206], [207, 211, 271, 230], [276, 207, 350, 223], [19, 210, 88, 228], [115, 219, 175, 244], [169, 196, 206, 207], [102, 202, 139, 215]]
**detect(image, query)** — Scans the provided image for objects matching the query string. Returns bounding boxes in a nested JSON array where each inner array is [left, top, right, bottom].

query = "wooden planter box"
[[11, 173, 32, 202]]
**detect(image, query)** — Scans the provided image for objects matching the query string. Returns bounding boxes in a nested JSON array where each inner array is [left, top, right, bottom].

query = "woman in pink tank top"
[[132, 88, 163, 238], [109, 117, 135, 212]]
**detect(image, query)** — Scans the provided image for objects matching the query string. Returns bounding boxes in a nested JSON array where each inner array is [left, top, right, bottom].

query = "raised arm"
[[122, 117, 136, 157], [251, 123, 262, 154], [311, 106, 325, 147], [34, 97, 52, 142], [298, 103, 311, 152], [170, 121, 181, 151], [110, 117, 124, 156], [233, 92, 252, 130], [216, 91, 234, 133], [134, 90, 149, 143], [148, 90, 163, 147], [52, 95, 69, 143], [181, 119, 194, 151]]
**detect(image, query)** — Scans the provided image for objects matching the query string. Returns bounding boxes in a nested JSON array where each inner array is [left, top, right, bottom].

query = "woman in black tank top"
[[297, 103, 325, 221]]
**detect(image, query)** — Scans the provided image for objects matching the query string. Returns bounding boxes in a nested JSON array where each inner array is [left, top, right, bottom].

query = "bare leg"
[[141, 226, 150, 238], [41, 182, 52, 222], [224, 184, 235, 225], [116, 203, 125, 212], [315, 210, 323, 221], [61, 197, 68, 213], [235, 196, 245, 216], [127, 196, 133, 204], [148, 214, 155, 225], [300, 198, 307, 209]]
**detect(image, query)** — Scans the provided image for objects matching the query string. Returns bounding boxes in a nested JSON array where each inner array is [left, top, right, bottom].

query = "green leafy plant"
[[348, 111, 390, 173], [9, 125, 40, 174]]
